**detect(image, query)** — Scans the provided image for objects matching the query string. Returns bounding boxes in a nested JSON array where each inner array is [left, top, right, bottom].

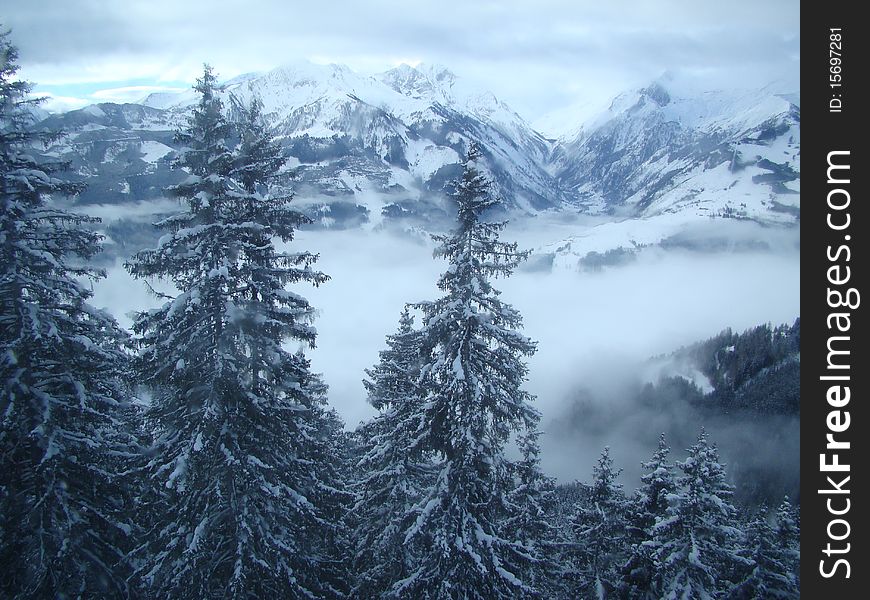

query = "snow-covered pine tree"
[[394, 144, 540, 599], [352, 308, 435, 598], [502, 426, 558, 596], [126, 65, 344, 599], [774, 497, 800, 593], [305, 376, 356, 596], [0, 31, 135, 599], [620, 433, 675, 599], [728, 507, 799, 600], [235, 103, 354, 585], [568, 447, 630, 599], [650, 429, 745, 600]]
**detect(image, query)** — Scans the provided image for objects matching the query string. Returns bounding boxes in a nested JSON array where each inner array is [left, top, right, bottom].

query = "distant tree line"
[[1, 33, 798, 599], [636, 319, 801, 418]]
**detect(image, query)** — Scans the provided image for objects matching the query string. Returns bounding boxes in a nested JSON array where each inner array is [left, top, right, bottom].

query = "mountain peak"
[[418, 63, 457, 84], [377, 63, 457, 102], [260, 61, 357, 87], [640, 82, 671, 107]]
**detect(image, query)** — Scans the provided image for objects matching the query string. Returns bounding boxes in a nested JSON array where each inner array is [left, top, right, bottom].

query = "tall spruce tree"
[[650, 430, 745, 600], [729, 507, 799, 599], [394, 144, 540, 599], [620, 433, 675, 599], [568, 447, 630, 599], [352, 308, 435, 598], [0, 30, 134, 598], [126, 65, 344, 598]]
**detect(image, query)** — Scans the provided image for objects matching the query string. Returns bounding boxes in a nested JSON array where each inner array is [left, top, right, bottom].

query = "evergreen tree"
[[0, 30, 134, 598], [729, 505, 799, 599], [650, 430, 745, 600], [307, 382, 356, 597], [568, 447, 630, 599], [547, 482, 583, 598], [502, 427, 558, 596], [774, 497, 800, 593], [352, 308, 435, 598], [620, 433, 675, 599], [126, 65, 343, 598], [230, 95, 286, 195], [394, 144, 540, 599]]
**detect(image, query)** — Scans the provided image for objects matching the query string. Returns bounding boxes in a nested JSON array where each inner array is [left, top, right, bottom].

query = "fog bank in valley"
[[91, 221, 800, 488]]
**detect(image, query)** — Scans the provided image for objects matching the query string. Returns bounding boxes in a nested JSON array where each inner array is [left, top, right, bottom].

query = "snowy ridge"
[[35, 64, 798, 243], [139, 61, 558, 214], [551, 73, 800, 226]]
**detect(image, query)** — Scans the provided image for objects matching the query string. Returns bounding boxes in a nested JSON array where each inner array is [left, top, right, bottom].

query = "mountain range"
[[30, 62, 799, 256]]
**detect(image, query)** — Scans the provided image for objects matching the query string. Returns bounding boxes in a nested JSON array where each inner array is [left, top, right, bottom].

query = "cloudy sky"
[[4, 1, 799, 123]]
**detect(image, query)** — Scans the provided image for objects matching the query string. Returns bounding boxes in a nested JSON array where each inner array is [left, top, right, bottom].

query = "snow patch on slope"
[[138, 140, 173, 163], [405, 138, 460, 180]]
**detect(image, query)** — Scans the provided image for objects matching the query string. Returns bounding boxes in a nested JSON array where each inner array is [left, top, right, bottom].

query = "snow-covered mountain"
[[30, 64, 799, 257], [532, 74, 799, 268], [552, 74, 800, 220], [136, 61, 557, 217]]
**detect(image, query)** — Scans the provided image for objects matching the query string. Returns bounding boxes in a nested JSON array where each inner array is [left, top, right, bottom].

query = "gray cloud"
[[3, 0, 799, 123]]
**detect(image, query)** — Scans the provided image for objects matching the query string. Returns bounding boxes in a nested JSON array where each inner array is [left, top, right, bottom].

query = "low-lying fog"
[[91, 216, 800, 488]]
